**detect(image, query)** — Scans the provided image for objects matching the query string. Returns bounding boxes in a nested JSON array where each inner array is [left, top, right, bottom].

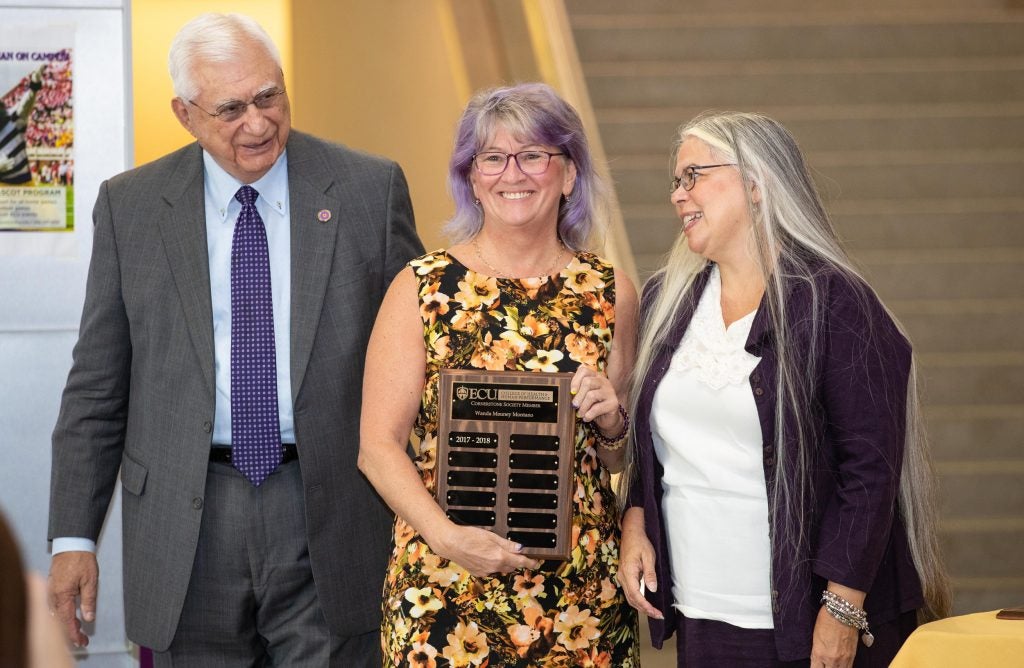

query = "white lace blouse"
[[650, 265, 774, 629]]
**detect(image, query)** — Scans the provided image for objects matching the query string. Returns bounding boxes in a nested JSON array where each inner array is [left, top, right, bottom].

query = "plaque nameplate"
[[436, 369, 575, 559]]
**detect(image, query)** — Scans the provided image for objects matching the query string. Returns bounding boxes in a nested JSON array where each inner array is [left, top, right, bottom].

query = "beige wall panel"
[[291, 0, 468, 251]]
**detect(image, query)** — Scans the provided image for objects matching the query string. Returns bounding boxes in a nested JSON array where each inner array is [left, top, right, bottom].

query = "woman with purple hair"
[[359, 83, 640, 666]]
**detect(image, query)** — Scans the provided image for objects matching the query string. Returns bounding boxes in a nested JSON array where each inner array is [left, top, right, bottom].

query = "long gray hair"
[[625, 111, 950, 621]]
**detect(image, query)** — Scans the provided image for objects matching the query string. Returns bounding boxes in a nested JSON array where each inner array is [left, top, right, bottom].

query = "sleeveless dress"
[[380, 249, 639, 667]]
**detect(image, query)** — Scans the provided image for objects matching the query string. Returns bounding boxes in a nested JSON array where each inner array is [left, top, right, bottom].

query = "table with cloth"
[[889, 610, 1024, 667]]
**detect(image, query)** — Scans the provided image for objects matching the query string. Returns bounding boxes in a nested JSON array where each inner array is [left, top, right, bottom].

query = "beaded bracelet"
[[589, 405, 630, 451], [821, 590, 874, 647]]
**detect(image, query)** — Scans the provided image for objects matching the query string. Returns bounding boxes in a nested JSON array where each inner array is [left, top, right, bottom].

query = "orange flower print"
[[394, 519, 415, 550], [599, 577, 617, 603], [513, 573, 545, 599], [451, 309, 487, 333], [442, 620, 490, 666], [524, 349, 564, 372], [420, 283, 450, 325], [564, 257, 606, 294], [417, 435, 437, 471], [422, 552, 465, 587], [508, 607, 557, 660], [554, 605, 601, 651], [520, 313, 551, 337], [406, 539, 428, 567], [411, 253, 452, 276], [470, 332, 511, 371], [519, 275, 549, 300], [499, 329, 530, 356], [455, 271, 500, 310], [405, 586, 444, 619], [580, 528, 601, 567], [580, 446, 598, 476], [407, 639, 439, 668], [576, 647, 613, 667], [428, 331, 451, 360], [565, 333, 600, 366]]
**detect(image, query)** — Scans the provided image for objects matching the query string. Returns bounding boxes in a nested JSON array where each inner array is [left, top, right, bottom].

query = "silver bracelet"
[[821, 590, 875, 647]]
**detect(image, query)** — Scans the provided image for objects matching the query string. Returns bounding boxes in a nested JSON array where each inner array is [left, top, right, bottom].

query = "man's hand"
[[48, 551, 98, 648]]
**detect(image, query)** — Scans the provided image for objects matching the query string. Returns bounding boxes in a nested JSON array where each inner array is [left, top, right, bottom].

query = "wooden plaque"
[[436, 369, 575, 560]]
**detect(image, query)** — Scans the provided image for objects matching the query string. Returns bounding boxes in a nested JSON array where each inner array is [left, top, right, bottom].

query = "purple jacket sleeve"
[[811, 276, 912, 592]]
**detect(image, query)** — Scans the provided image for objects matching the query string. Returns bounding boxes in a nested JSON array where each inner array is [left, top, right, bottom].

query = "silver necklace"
[[472, 237, 566, 278]]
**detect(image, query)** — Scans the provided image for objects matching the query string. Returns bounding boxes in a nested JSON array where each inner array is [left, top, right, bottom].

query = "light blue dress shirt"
[[54, 150, 295, 555], [203, 150, 295, 446]]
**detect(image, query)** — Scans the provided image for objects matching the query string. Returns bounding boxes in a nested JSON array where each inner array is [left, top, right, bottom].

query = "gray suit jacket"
[[48, 130, 424, 650]]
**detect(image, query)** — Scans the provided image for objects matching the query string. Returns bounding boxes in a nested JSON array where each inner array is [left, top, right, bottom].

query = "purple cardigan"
[[629, 263, 924, 661]]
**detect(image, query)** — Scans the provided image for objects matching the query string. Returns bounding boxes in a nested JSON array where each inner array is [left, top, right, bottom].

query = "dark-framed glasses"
[[188, 87, 286, 123], [670, 163, 737, 192], [473, 150, 565, 176]]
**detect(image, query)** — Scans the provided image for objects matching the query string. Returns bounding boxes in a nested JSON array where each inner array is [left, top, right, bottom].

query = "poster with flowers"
[[0, 29, 73, 235]]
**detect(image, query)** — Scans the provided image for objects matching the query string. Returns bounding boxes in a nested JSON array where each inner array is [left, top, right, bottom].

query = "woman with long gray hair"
[[617, 111, 950, 667]]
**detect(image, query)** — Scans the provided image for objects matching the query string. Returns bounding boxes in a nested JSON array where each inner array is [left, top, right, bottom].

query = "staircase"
[[567, 0, 1024, 621]]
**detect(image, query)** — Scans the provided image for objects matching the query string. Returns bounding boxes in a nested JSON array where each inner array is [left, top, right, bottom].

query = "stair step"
[[916, 355, 1024, 406], [599, 113, 1024, 155], [899, 309, 1024, 355], [631, 253, 1024, 302], [835, 211, 1024, 251], [938, 466, 1024, 520], [950, 581, 1024, 615], [567, 0, 1017, 14], [924, 406, 1024, 461], [622, 209, 1024, 257], [597, 101, 1024, 123], [622, 199, 1024, 252], [574, 20, 1024, 62], [941, 522, 1024, 579], [584, 61, 1024, 108], [862, 260, 1022, 302], [584, 56, 1024, 77], [609, 157, 1024, 203]]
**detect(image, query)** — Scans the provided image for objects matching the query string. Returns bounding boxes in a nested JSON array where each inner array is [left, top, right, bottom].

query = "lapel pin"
[[317, 209, 332, 223]]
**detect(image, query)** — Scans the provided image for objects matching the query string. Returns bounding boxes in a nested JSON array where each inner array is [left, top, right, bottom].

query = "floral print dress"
[[380, 249, 639, 667]]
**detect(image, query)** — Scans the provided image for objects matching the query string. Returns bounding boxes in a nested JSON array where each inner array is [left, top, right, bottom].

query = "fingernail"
[[514, 543, 523, 552]]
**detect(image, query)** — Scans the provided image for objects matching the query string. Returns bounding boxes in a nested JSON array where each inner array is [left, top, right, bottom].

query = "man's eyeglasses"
[[188, 88, 286, 123], [473, 151, 565, 176], [671, 163, 737, 192]]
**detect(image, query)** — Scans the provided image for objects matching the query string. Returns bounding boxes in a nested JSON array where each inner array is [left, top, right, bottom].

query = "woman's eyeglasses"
[[473, 151, 565, 176], [670, 163, 737, 192]]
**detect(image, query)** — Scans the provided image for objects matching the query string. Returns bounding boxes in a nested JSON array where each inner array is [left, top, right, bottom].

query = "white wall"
[[0, 0, 133, 665]]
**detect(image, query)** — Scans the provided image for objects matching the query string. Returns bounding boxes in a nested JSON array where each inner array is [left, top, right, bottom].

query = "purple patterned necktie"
[[231, 185, 281, 486]]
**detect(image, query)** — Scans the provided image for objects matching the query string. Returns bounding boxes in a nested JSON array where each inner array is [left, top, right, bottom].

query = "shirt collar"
[[202, 149, 290, 223]]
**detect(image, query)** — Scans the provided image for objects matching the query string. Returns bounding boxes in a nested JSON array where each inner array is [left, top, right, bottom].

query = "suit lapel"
[[156, 144, 216, 395], [286, 133, 342, 399]]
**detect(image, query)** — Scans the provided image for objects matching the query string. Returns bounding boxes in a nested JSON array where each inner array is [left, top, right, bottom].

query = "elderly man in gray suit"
[[46, 13, 423, 666]]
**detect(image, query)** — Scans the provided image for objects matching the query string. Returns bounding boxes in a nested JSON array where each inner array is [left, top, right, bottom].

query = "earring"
[[563, 193, 572, 204], [474, 198, 481, 206]]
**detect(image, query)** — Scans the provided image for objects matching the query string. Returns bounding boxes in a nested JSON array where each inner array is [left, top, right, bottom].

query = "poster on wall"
[[0, 25, 74, 256]]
